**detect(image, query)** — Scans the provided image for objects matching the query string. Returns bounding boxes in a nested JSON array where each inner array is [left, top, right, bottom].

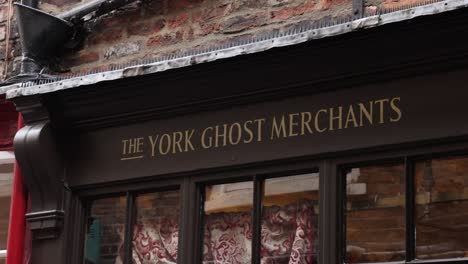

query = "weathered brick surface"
[[0, 0, 435, 80], [0, 2, 21, 80], [53, 0, 352, 73]]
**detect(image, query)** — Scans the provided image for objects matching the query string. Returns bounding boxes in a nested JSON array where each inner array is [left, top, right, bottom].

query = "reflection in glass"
[[202, 181, 253, 264], [346, 164, 405, 263], [0, 151, 14, 263], [415, 156, 468, 260], [84, 196, 127, 264], [261, 173, 319, 264], [133, 190, 180, 264]]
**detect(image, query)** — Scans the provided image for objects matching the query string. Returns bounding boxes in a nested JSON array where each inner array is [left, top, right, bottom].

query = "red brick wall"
[[59, 0, 352, 73], [0, 0, 443, 80], [0, 1, 21, 80]]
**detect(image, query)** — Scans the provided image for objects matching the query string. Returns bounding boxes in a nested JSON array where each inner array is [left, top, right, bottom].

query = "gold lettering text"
[[254, 118, 266, 142], [289, 113, 300, 137], [229, 122, 242, 145], [390, 97, 402, 122], [243, 121, 254, 144], [148, 135, 159, 157], [345, 105, 358, 128], [301, 112, 313, 135], [374, 99, 390, 124], [358, 101, 373, 126], [215, 124, 228, 148], [329, 106, 343, 131], [271, 115, 287, 140], [159, 134, 171, 155], [201, 127, 213, 149], [314, 109, 328, 133]]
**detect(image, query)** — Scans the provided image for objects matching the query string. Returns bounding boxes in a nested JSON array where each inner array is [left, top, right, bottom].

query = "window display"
[[133, 191, 180, 264], [261, 173, 319, 264], [202, 173, 319, 264]]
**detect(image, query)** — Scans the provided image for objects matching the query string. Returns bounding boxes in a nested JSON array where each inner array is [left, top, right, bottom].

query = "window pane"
[[133, 190, 180, 263], [261, 173, 319, 264], [202, 181, 253, 264], [0, 151, 14, 252], [84, 196, 127, 264], [346, 164, 405, 263], [415, 156, 468, 260]]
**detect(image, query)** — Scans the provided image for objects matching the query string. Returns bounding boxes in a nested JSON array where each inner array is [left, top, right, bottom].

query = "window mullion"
[[405, 157, 415, 262], [124, 192, 135, 264], [195, 182, 206, 264], [252, 175, 264, 264]]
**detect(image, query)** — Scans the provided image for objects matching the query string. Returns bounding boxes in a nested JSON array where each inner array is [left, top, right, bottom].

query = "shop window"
[[415, 156, 468, 260], [203, 181, 254, 263], [261, 174, 319, 263], [0, 151, 14, 264], [84, 190, 181, 264], [345, 164, 406, 263], [133, 191, 180, 263], [202, 172, 319, 264], [84, 196, 127, 264], [343, 155, 468, 264]]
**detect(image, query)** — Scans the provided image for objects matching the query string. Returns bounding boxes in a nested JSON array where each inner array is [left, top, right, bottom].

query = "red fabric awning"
[[6, 114, 28, 264]]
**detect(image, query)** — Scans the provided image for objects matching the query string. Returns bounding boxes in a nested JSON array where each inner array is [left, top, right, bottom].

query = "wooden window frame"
[[68, 138, 468, 264], [334, 141, 468, 264]]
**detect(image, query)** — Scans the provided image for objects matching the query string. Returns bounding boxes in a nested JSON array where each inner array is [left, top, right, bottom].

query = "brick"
[[6, 57, 21, 78], [270, 0, 316, 22], [146, 31, 183, 47], [169, 13, 189, 29], [322, 0, 351, 9], [96, 8, 141, 30], [127, 19, 166, 36], [187, 27, 195, 41], [0, 25, 5, 41], [8, 39, 21, 59], [65, 51, 100, 66], [232, 0, 262, 10], [104, 41, 142, 60], [221, 12, 268, 34], [0, 6, 8, 23], [88, 28, 124, 45], [380, 0, 427, 9], [192, 3, 231, 23], [200, 23, 220, 36], [167, 0, 205, 12], [267, 0, 298, 7], [0, 44, 4, 60]]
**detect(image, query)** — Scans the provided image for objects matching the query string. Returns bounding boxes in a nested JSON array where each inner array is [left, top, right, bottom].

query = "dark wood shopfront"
[[8, 6, 468, 264]]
